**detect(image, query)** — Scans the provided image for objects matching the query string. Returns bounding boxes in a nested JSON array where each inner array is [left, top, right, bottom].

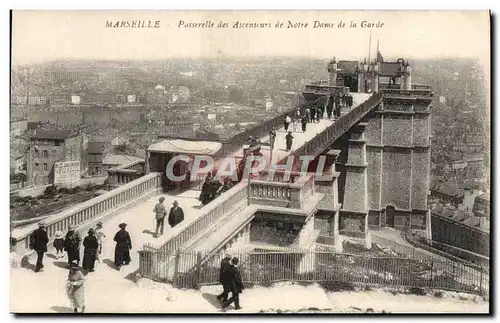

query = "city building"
[[10, 152, 25, 174], [473, 192, 490, 218], [87, 141, 110, 176], [102, 154, 143, 170], [430, 182, 464, 207], [10, 118, 28, 137], [28, 130, 83, 186]]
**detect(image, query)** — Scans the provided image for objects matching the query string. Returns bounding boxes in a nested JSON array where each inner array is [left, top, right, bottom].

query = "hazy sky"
[[12, 10, 490, 66]]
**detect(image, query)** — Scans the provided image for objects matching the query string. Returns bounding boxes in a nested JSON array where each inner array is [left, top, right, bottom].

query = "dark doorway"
[[343, 75, 358, 93], [385, 205, 395, 228]]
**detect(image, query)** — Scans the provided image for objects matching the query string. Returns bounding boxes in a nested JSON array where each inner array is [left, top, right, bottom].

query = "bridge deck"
[[11, 93, 376, 312]]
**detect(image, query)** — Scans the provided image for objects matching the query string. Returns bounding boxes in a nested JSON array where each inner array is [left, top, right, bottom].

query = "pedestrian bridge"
[[11, 90, 401, 289]]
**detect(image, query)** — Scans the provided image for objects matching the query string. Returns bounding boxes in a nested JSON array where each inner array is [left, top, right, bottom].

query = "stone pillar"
[[371, 62, 379, 93], [403, 62, 412, 90], [357, 59, 368, 93], [327, 57, 338, 86], [325, 149, 342, 252], [145, 150, 150, 174], [341, 122, 369, 241]]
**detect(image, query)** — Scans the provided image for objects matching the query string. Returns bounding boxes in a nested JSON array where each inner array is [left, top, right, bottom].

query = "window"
[[54, 140, 60, 147], [35, 163, 39, 170], [43, 150, 48, 158], [43, 163, 48, 171]]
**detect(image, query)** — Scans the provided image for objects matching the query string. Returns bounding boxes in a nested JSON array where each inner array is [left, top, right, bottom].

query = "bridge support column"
[[325, 150, 342, 252], [340, 122, 370, 247]]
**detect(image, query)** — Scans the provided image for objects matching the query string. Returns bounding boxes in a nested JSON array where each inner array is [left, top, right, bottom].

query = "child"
[[95, 222, 105, 263], [53, 231, 65, 258]]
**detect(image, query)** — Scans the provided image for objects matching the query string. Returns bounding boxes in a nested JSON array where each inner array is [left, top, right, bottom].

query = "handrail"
[[293, 92, 383, 162], [12, 172, 162, 250], [156, 181, 249, 254]]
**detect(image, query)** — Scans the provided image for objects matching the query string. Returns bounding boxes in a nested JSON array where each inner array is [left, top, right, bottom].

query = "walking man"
[[216, 254, 232, 303], [29, 221, 49, 272], [283, 115, 291, 132], [222, 257, 244, 311], [301, 115, 308, 133], [154, 197, 167, 236], [168, 200, 185, 228], [268, 127, 276, 151], [285, 131, 294, 151]]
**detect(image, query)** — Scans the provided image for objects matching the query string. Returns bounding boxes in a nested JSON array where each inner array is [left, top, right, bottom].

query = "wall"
[[250, 216, 301, 247], [360, 94, 432, 229], [431, 213, 489, 257]]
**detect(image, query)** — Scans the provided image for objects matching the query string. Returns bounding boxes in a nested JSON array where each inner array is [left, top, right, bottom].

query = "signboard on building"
[[71, 95, 81, 105], [54, 160, 80, 185], [127, 95, 136, 103]]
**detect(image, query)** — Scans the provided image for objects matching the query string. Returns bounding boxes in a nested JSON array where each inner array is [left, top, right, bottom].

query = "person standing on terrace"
[[268, 127, 276, 151], [64, 224, 81, 266], [285, 131, 294, 151], [153, 197, 167, 237], [113, 223, 132, 269], [29, 221, 49, 272]]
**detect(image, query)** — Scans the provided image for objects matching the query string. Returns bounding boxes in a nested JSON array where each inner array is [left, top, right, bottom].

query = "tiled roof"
[[31, 129, 78, 140], [87, 142, 107, 154], [102, 154, 143, 166]]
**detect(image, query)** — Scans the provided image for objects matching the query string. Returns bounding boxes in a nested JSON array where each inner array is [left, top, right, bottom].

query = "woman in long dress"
[[82, 228, 99, 272], [114, 223, 132, 269], [66, 261, 85, 313], [64, 224, 81, 265]]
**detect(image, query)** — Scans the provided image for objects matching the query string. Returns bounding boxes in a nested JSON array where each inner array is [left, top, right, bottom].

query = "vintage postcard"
[[9, 10, 490, 314]]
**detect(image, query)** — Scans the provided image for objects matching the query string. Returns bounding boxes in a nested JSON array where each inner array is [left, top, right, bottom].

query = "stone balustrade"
[[303, 84, 349, 94], [381, 88, 433, 98], [249, 172, 315, 209], [295, 92, 383, 161], [157, 182, 249, 255], [11, 172, 162, 254], [107, 169, 144, 187]]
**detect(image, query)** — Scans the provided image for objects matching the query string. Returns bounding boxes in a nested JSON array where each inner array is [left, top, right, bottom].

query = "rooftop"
[[102, 154, 143, 166], [30, 129, 79, 140], [88, 142, 108, 154]]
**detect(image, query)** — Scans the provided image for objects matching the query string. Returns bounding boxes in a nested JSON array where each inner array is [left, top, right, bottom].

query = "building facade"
[[28, 130, 83, 186]]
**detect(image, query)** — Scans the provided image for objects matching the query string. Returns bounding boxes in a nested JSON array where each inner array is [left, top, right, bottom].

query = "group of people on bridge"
[[26, 220, 134, 313], [28, 220, 134, 273]]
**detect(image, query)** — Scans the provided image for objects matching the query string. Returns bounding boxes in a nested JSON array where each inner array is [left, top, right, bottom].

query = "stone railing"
[[12, 172, 162, 254], [157, 181, 249, 254], [107, 159, 145, 188], [107, 169, 144, 188], [381, 88, 433, 98], [303, 84, 349, 94], [219, 107, 296, 155], [379, 83, 432, 90], [295, 92, 383, 161], [249, 172, 315, 209]]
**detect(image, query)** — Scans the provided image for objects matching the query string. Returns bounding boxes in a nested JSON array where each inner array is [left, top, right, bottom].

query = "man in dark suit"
[[168, 200, 184, 228], [30, 221, 49, 272], [216, 254, 232, 303], [222, 257, 244, 310]]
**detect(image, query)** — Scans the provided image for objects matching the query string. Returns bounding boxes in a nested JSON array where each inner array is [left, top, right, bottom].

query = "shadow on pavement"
[[202, 292, 223, 309], [50, 306, 73, 313], [52, 261, 69, 269]]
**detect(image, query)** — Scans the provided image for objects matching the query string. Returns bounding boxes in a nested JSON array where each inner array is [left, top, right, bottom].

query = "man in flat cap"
[[153, 197, 167, 237], [29, 221, 49, 272]]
